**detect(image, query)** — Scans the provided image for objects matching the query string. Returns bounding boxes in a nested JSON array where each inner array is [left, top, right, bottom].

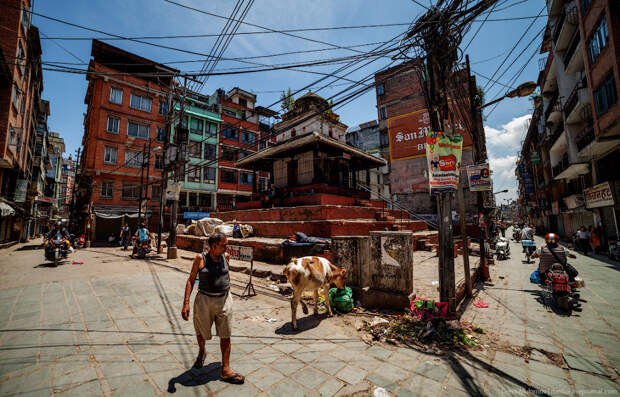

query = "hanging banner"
[[466, 163, 492, 191], [426, 131, 463, 194], [165, 182, 181, 201], [14, 179, 28, 202]]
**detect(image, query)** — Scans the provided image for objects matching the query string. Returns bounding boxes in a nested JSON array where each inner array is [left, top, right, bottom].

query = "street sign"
[[166, 182, 181, 201], [226, 245, 253, 262], [466, 163, 491, 191], [584, 182, 615, 208], [530, 151, 540, 164], [183, 212, 209, 219]]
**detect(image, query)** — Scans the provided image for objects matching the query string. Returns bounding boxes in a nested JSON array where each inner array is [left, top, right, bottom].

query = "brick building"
[[374, 61, 478, 218], [0, 0, 48, 241], [79, 40, 178, 241], [215, 88, 259, 211], [516, 0, 620, 244]]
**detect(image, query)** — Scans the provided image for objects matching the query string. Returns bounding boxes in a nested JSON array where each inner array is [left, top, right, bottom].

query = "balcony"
[[553, 6, 578, 52], [552, 155, 569, 178], [564, 32, 584, 74], [564, 83, 591, 124], [575, 126, 595, 152], [545, 94, 563, 126]]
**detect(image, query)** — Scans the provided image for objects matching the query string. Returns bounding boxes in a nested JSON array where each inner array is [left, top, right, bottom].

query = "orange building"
[[79, 40, 178, 241]]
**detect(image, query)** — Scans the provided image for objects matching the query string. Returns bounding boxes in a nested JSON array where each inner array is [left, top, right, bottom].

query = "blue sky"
[[32, 0, 545, 202]]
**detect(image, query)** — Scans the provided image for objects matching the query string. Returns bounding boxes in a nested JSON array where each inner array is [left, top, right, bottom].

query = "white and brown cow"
[[283, 256, 347, 330]]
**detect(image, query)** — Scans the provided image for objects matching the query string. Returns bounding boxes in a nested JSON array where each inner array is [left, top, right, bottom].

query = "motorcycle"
[[513, 227, 521, 242], [608, 240, 620, 261], [44, 235, 70, 266], [69, 233, 85, 249], [131, 237, 151, 259], [495, 237, 510, 260], [522, 239, 536, 263], [544, 263, 582, 311]]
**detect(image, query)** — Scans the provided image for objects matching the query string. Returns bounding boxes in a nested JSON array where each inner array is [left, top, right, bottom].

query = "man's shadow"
[[167, 362, 221, 393]]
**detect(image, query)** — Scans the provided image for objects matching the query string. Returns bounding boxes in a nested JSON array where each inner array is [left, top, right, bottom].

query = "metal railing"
[[356, 181, 438, 230], [552, 8, 567, 44], [563, 32, 581, 69], [576, 126, 595, 151]]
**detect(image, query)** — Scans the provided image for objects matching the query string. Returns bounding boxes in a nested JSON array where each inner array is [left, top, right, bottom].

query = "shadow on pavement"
[[168, 362, 221, 393], [34, 261, 66, 268], [16, 244, 43, 251], [275, 315, 325, 335]]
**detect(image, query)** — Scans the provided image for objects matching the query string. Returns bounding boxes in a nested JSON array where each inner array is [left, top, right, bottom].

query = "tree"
[[280, 88, 295, 112], [477, 85, 487, 122]]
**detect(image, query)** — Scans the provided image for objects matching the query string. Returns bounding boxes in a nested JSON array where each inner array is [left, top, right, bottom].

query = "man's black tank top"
[[198, 253, 230, 295]]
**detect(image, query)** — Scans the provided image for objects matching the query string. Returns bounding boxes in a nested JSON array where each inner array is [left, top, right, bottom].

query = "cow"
[[283, 256, 347, 330]]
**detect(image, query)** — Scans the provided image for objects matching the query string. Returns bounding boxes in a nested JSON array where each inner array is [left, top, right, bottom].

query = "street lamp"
[[480, 81, 538, 109], [493, 189, 509, 195]]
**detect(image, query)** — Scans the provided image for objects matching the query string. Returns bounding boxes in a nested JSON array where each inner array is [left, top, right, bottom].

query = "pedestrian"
[[589, 225, 601, 255], [181, 232, 244, 384], [576, 226, 589, 255], [500, 222, 506, 238], [120, 224, 131, 251]]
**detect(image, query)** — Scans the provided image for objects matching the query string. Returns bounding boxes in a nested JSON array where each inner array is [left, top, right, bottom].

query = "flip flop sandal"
[[192, 355, 205, 369], [221, 373, 245, 384]]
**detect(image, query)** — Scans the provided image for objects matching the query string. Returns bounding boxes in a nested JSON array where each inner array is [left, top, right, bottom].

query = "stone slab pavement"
[[0, 237, 618, 396]]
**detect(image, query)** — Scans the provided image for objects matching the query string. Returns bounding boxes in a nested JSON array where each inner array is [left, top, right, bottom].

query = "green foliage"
[[279, 88, 295, 112]]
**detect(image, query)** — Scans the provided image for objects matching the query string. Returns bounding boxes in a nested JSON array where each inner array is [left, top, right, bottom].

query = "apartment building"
[[79, 40, 178, 241]]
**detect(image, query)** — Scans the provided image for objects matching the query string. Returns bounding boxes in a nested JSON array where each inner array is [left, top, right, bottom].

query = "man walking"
[[181, 232, 244, 384]]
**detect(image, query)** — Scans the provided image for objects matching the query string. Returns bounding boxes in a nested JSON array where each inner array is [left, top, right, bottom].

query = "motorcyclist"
[[133, 223, 150, 256], [45, 221, 72, 253], [532, 233, 577, 283], [521, 224, 534, 253]]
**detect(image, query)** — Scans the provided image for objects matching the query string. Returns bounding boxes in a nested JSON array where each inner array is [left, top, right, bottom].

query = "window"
[[12, 84, 20, 108], [107, 116, 120, 133], [258, 177, 269, 192], [241, 130, 256, 144], [17, 43, 25, 71], [376, 83, 385, 96], [188, 192, 198, 207], [188, 140, 202, 158], [199, 193, 212, 208], [151, 185, 161, 200], [121, 183, 140, 200], [154, 155, 164, 170], [101, 181, 113, 198], [203, 143, 216, 160], [223, 109, 238, 118], [127, 121, 149, 139], [239, 151, 251, 159], [379, 106, 387, 120], [203, 167, 216, 184], [587, 16, 609, 65], [594, 73, 617, 117], [110, 87, 123, 104], [222, 147, 237, 161], [221, 169, 237, 184], [187, 165, 201, 182], [222, 125, 238, 140], [190, 118, 204, 135], [125, 150, 143, 167], [158, 101, 169, 115], [130, 93, 153, 112], [181, 115, 188, 129], [19, 95, 25, 116], [21, 6, 30, 31], [104, 146, 117, 164], [156, 127, 166, 142], [379, 129, 389, 147], [240, 172, 253, 186], [238, 98, 247, 107]]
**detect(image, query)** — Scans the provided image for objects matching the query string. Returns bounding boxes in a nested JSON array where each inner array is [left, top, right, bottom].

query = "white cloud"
[[484, 114, 531, 151]]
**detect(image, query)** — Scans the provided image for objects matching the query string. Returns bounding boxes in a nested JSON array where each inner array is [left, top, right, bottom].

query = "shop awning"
[[554, 162, 589, 180], [0, 202, 15, 217]]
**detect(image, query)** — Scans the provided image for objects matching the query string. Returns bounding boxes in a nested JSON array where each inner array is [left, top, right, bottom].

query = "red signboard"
[[388, 107, 472, 161]]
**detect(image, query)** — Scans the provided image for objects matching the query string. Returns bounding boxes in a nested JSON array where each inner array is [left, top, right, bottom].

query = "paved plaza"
[[0, 233, 618, 396]]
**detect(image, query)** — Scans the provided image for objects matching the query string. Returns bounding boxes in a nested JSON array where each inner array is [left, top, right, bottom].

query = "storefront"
[[584, 181, 619, 245]]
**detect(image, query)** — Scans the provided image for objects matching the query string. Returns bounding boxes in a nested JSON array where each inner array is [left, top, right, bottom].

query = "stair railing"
[[356, 182, 438, 230]]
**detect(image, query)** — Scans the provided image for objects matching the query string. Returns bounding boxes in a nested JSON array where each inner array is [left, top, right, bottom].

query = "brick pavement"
[[0, 235, 618, 396]]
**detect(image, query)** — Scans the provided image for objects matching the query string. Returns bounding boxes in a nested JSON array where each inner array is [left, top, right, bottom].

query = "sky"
[[29, 0, 546, 203]]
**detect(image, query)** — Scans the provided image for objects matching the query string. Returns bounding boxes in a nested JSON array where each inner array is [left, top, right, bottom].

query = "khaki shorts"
[[193, 291, 233, 340]]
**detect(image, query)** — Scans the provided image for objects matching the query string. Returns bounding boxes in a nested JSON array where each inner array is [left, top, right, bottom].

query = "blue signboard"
[[183, 212, 210, 220]]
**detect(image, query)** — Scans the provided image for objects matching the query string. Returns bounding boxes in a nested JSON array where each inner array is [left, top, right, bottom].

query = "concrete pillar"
[[331, 236, 370, 288]]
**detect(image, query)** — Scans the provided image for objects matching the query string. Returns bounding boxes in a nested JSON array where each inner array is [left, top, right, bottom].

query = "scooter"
[[44, 235, 70, 267], [131, 237, 151, 259], [522, 239, 536, 263], [608, 240, 620, 261], [545, 263, 583, 311], [495, 237, 510, 260]]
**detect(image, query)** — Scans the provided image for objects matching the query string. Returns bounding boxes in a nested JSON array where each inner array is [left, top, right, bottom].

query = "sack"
[[530, 270, 540, 284], [329, 287, 353, 314], [564, 263, 578, 280]]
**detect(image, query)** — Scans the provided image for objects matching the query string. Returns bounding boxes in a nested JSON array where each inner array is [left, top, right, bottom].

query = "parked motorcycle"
[[495, 237, 510, 260], [44, 235, 70, 266], [131, 237, 151, 259], [522, 239, 536, 263], [69, 233, 85, 249], [513, 227, 521, 242], [608, 240, 620, 261], [544, 263, 582, 311]]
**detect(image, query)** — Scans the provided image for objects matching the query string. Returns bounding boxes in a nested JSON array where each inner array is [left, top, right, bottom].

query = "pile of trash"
[[358, 301, 485, 350], [179, 217, 254, 238]]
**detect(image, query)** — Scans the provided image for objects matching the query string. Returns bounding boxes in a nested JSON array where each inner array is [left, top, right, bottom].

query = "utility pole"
[[158, 91, 172, 254], [137, 141, 150, 223], [69, 147, 80, 232]]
